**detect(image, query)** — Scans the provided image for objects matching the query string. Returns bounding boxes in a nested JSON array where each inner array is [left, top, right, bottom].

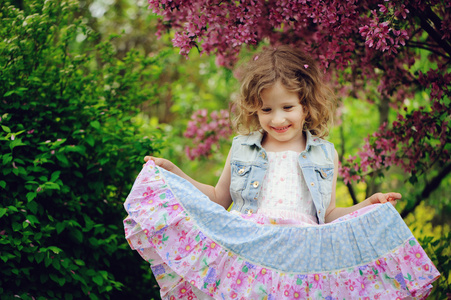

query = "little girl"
[[124, 46, 440, 299]]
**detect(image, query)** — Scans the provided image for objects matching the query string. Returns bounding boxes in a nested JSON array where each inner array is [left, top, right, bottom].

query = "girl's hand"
[[367, 192, 402, 206], [143, 156, 177, 173]]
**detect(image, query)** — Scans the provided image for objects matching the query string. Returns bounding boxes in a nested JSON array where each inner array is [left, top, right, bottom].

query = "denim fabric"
[[229, 131, 335, 224]]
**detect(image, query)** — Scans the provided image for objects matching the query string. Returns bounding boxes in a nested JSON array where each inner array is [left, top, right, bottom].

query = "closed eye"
[[283, 106, 293, 110], [261, 108, 271, 112]]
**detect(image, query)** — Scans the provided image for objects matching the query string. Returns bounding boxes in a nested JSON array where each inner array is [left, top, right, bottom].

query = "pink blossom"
[[184, 109, 232, 160]]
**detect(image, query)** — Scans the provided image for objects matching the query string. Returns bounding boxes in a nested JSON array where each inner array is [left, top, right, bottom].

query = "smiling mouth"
[[271, 125, 291, 133]]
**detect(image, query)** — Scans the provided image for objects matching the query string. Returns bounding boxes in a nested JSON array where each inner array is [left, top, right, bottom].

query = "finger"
[[389, 199, 397, 206], [155, 158, 170, 170], [386, 192, 402, 200], [144, 156, 153, 162]]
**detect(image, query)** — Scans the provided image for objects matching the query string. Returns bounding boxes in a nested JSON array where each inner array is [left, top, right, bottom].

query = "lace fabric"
[[257, 151, 317, 224]]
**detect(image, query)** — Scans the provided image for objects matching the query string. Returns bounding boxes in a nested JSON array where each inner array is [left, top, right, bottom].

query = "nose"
[[272, 110, 286, 125]]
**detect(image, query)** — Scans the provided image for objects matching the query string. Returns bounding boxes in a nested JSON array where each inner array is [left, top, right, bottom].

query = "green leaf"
[[10, 138, 26, 150], [71, 229, 83, 243], [56, 222, 65, 234], [2, 153, 13, 165], [50, 171, 61, 182], [0, 180, 5, 189], [74, 171, 83, 178], [0, 208, 7, 218], [85, 135, 95, 147], [47, 246, 62, 254], [35, 253, 45, 264], [92, 275, 103, 286], [90, 121, 100, 130], [55, 153, 69, 166], [26, 192, 37, 202], [12, 221, 22, 231], [74, 259, 85, 266], [431, 239, 440, 247], [49, 273, 60, 284], [4, 87, 28, 97], [0, 252, 16, 263], [8, 205, 18, 212], [1, 125, 11, 133], [26, 215, 40, 225], [44, 182, 60, 190], [27, 201, 38, 214], [52, 258, 61, 270], [44, 257, 52, 267]]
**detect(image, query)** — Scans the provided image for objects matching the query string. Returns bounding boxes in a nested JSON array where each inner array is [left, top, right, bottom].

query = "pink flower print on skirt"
[[124, 161, 440, 299]]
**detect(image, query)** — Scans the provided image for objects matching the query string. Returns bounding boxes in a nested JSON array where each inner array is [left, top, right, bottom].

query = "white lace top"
[[257, 151, 318, 224]]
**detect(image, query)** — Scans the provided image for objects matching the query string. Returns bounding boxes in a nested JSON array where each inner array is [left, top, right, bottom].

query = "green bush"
[[0, 1, 164, 299]]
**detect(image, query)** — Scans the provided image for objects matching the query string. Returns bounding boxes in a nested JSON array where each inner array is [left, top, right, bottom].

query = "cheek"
[[257, 114, 269, 125]]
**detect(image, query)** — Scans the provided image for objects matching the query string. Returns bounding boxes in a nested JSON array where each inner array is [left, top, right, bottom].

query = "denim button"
[[252, 181, 259, 188]]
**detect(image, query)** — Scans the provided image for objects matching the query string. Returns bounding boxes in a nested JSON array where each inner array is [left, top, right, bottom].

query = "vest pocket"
[[314, 167, 334, 195], [230, 163, 251, 194]]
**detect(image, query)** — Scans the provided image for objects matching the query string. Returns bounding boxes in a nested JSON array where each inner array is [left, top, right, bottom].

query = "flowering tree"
[[184, 109, 232, 160], [147, 0, 450, 211]]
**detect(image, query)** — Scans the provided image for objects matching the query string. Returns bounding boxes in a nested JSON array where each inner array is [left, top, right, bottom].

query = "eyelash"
[[261, 106, 294, 112]]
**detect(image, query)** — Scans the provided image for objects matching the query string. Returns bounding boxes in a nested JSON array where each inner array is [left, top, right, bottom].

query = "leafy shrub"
[[0, 1, 164, 299]]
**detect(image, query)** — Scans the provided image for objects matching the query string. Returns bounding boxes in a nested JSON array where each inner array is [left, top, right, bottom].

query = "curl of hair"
[[232, 46, 335, 138]]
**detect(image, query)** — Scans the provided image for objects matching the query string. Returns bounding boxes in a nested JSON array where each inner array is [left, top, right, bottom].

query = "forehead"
[[260, 81, 299, 104]]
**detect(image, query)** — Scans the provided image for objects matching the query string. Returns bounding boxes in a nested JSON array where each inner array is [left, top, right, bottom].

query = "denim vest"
[[229, 131, 335, 224]]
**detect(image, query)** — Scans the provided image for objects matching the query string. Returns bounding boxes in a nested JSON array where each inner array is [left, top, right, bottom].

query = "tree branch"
[[338, 118, 358, 205], [346, 182, 359, 205], [400, 163, 451, 219], [407, 4, 451, 57], [405, 41, 450, 59]]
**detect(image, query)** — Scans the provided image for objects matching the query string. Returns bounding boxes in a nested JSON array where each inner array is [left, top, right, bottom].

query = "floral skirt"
[[123, 161, 440, 300]]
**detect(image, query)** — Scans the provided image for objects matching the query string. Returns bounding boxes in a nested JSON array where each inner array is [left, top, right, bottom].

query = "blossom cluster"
[[359, 11, 409, 54], [340, 67, 451, 184], [184, 109, 232, 160], [340, 106, 450, 184]]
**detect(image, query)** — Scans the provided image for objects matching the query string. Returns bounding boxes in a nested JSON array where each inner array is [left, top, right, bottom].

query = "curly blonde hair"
[[233, 46, 335, 138]]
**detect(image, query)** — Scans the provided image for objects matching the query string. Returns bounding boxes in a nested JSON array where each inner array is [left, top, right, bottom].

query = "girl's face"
[[257, 81, 306, 149]]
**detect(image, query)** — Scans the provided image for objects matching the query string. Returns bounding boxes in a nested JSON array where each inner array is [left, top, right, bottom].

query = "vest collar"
[[240, 130, 325, 150]]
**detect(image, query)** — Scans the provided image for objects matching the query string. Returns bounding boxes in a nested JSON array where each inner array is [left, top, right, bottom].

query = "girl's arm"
[[324, 149, 401, 223], [144, 151, 233, 210]]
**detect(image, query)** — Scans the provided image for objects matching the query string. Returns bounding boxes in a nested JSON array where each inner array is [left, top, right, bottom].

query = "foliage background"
[[0, 0, 449, 299]]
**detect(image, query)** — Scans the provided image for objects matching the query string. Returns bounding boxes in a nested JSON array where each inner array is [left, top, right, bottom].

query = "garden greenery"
[[0, 0, 163, 299]]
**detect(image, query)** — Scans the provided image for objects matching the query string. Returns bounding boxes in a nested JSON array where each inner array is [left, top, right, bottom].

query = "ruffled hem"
[[124, 161, 440, 299]]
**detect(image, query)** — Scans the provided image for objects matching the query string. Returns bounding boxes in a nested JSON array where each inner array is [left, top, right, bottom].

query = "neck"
[[261, 131, 307, 153]]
